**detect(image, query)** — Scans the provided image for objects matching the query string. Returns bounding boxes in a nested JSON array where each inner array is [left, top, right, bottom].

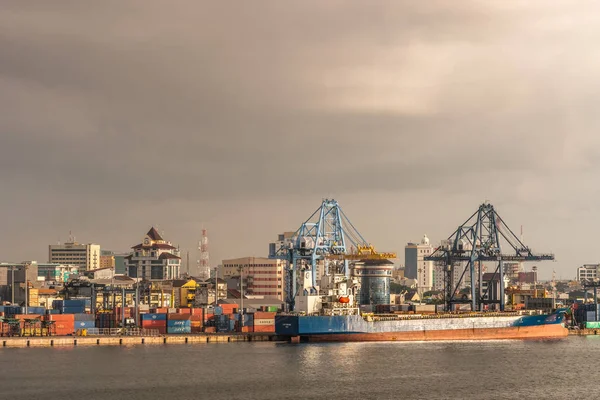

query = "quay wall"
[[0, 334, 282, 348]]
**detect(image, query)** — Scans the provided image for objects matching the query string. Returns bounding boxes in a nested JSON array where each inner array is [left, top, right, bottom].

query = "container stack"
[[96, 313, 117, 329], [253, 311, 276, 333], [52, 300, 86, 314], [167, 314, 191, 334], [74, 313, 95, 330], [141, 313, 167, 334], [191, 309, 203, 333], [45, 314, 75, 335]]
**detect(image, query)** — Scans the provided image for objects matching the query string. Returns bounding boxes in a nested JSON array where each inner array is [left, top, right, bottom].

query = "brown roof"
[[147, 227, 163, 241], [132, 243, 176, 250], [159, 252, 181, 260]]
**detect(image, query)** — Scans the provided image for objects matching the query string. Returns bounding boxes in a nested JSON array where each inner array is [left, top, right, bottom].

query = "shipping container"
[[167, 320, 191, 327], [167, 314, 191, 321], [220, 304, 237, 315], [141, 313, 167, 321], [176, 308, 191, 314], [167, 326, 191, 334], [214, 306, 223, 315], [191, 308, 203, 315], [204, 327, 216, 333], [253, 325, 275, 333], [254, 311, 276, 319], [74, 313, 95, 321], [254, 318, 275, 326], [74, 320, 95, 329]]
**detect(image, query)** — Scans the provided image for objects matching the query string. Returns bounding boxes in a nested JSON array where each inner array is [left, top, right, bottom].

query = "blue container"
[[229, 320, 235, 331], [167, 326, 191, 334], [74, 320, 95, 329], [52, 300, 64, 309], [167, 320, 191, 327], [4, 306, 20, 316], [74, 313, 95, 321], [62, 307, 85, 314], [141, 313, 167, 321], [64, 299, 86, 307], [214, 306, 223, 316], [47, 309, 61, 315], [243, 314, 254, 326]]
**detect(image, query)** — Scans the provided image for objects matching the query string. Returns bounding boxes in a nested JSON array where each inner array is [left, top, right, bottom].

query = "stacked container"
[[190, 310, 203, 333], [74, 313, 95, 330], [253, 311, 276, 333], [45, 314, 75, 335], [96, 313, 117, 329], [141, 313, 167, 334], [167, 314, 191, 334], [52, 300, 86, 314]]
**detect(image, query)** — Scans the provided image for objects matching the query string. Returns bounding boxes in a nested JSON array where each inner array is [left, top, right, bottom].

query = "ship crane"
[[269, 198, 396, 311], [425, 202, 554, 312]]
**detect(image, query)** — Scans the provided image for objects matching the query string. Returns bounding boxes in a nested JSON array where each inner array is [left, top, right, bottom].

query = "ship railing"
[[366, 310, 547, 322]]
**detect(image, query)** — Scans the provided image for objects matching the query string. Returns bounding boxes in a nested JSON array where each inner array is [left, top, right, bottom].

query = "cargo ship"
[[275, 310, 568, 342]]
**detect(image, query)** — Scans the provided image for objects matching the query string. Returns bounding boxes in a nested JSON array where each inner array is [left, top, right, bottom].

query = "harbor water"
[[0, 336, 598, 399]]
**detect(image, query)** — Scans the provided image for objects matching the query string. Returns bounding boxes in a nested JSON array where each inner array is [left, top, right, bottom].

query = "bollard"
[[163, 337, 167, 344], [185, 337, 188, 344], [142, 338, 145, 344], [119, 338, 123, 345], [96, 339, 100, 345], [74, 339, 77, 346], [50, 340, 54, 347]]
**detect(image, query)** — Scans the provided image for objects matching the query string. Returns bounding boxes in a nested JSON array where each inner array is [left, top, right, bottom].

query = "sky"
[[2, 1, 600, 280]]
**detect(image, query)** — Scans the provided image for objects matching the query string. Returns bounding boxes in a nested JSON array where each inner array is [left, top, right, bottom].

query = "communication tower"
[[198, 228, 210, 280]]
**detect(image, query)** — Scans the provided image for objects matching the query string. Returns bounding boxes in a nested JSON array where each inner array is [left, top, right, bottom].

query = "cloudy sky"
[[2, 1, 600, 279]]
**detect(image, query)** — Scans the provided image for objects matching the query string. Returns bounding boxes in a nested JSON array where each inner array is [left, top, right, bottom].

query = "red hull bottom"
[[300, 324, 568, 342]]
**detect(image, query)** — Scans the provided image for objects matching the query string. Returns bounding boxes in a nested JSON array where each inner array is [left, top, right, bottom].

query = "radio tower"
[[198, 229, 210, 280]]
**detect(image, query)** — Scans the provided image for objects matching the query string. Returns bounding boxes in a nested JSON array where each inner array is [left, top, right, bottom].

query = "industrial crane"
[[269, 199, 396, 311], [425, 202, 554, 312]]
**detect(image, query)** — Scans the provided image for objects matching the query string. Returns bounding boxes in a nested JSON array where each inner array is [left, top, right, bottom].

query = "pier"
[[0, 333, 283, 348]]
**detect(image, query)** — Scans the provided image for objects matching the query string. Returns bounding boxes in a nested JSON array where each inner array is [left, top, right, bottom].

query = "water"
[[0, 336, 598, 399]]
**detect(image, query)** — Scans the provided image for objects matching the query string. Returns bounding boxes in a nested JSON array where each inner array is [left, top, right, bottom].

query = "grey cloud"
[[1, 1, 600, 276]]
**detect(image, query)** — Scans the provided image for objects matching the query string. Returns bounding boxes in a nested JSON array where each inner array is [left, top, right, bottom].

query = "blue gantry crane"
[[425, 202, 554, 311], [270, 199, 396, 311]]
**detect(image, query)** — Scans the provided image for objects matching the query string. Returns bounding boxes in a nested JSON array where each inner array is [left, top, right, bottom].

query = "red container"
[[253, 325, 275, 333], [46, 314, 75, 335], [190, 313, 203, 321], [167, 314, 191, 321], [191, 308, 203, 315], [205, 313, 214, 321], [220, 304, 237, 315], [204, 327, 216, 333], [254, 312, 276, 319], [141, 319, 166, 328], [176, 308, 191, 314], [241, 326, 253, 333]]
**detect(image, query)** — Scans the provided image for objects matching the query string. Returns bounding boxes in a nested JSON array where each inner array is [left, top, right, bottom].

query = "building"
[[37, 263, 80, 283], [405, 235, 434, 293], [433, 262, 470, 292], [221, 257, 285, 301], [113, 253, 129, 275], [125, 227, 181, 281], [577, 264, 599, 282], [48, 242, 101, 271], [86, 267, 115, 280], [100, 250, 116, 269], [0, 261, 39, 305]]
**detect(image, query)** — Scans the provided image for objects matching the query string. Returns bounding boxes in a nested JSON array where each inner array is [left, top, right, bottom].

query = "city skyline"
[[2, 2, 600, 280]]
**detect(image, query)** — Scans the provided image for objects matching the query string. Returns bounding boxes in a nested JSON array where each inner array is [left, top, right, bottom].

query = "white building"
[[577, 264, 600, 281], [433, 262, 471, 292], [221, 256, 285, 301], [125, 227, 181, 281], [37, 263, 80, 283], [49, 242, 101, 271], [405, 235, 434, 293]]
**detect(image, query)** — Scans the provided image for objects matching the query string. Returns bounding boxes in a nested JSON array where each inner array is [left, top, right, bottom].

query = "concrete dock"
[[0, 334, 283, 348]]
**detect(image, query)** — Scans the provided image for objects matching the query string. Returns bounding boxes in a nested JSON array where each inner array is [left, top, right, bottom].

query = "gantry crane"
[[425, 202, 554, 311], [269, 199, 396, 311]]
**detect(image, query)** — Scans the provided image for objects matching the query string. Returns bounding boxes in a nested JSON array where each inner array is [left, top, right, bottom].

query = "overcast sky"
[[2, 1, 600, 280]]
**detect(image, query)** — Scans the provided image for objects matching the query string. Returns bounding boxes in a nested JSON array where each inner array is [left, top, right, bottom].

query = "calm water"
[[1, 336, 598, 399]]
